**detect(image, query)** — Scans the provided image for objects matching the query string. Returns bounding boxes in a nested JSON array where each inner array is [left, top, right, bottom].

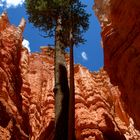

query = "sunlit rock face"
[[94, 0, 140, 131], [74, 67, 127, 140], [72, 66, 139, 140], [27, 47, 139, 140], [28, 49, 55, 140], [0, 12, 28, 139]]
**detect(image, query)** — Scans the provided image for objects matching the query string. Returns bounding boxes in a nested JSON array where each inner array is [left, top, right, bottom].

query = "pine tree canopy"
[[61, 1, 90, 46], [25, 0, 90, 46]]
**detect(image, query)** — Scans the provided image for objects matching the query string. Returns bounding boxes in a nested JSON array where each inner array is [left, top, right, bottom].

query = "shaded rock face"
[[0, 0, 140, 139], [94, 0, 140, 130]]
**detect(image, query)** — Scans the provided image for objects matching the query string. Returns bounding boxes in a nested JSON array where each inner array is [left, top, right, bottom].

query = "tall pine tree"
[[25, 0, 90, 139], [61, 2, 90, 139]]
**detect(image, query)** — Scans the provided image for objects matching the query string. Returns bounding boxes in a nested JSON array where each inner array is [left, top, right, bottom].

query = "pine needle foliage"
[[25, 0, 90, 46]]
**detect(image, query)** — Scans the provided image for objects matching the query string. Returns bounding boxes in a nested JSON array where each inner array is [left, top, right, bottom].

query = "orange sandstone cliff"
[[0, 0, 140, 139]]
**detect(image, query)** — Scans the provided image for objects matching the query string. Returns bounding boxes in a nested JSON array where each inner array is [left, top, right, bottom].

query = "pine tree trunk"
[[68, 43, 76, 140], [54, 16, 69, 140]]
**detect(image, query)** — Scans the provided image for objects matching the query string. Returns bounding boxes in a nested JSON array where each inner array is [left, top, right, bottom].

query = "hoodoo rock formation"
[[0, 12, 29, 139], [0, 0, 140, 139]]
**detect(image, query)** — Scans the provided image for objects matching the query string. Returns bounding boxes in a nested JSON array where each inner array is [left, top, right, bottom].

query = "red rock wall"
[[94, 0, 140, 131], [0, 12, 28, 140], [27, 47, 139, 140], [28, 51, 55, 140]]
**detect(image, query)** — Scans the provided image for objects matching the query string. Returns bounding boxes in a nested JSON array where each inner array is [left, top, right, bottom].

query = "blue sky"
[[0, 0, 103, 71]]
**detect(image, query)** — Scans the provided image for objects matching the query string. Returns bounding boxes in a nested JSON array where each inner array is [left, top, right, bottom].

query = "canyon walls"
[[0, 0, 140, 139], [94, 0, 140, 130], [27, 47, 139, 140]]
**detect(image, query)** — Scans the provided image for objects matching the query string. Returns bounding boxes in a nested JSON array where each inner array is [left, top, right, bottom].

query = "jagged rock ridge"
[[0, 12, 29, 139]]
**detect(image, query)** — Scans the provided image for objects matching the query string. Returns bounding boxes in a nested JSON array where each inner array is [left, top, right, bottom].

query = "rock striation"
[[0, 0, 140, 139]]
